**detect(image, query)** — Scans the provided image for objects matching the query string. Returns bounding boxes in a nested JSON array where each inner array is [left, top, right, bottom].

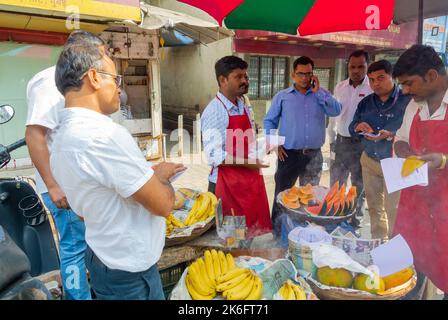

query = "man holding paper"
[[349, 60, 411, 241], [264, 56, 341, 239], [201, 56, 272, 239], [392, 45, 448, 296]]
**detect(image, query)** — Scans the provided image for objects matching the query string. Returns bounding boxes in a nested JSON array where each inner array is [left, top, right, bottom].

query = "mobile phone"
[[310, 79, 316, 89]]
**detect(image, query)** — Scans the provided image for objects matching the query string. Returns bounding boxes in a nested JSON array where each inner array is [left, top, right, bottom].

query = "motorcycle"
[[0, 104, 61, 300]]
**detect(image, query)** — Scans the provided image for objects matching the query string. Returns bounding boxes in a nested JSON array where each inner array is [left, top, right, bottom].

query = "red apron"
[[214, 96, 272, 238], [393, 108, 448, 292]]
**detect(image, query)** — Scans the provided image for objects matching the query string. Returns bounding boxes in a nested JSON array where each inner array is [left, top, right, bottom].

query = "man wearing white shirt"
[[50, 33, 184, 299], [328, 50, 372, 219], [393, 45, 448, 299], [25, 31, 106, 300]]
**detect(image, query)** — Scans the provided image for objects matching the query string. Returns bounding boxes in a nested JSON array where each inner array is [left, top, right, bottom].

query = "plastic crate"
[[159, 261, 189, 299]]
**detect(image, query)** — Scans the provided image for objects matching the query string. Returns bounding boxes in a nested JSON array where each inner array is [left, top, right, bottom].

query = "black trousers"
[[271, 148, 323, 238], [330, 135, 365, 211]]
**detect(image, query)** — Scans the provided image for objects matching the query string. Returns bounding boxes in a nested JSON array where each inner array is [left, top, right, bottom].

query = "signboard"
[[0, 0, 141, 22], [423, 16, 448, 54]]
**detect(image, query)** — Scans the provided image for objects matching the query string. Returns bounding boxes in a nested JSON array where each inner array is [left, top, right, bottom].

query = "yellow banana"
[[225, 253, 235, 270], [197, 258, 215, 290], [187, 262, 214, 296], [205, 192, 218, 216], [286, 282, 296, 300], [216, 271, 252, 292], [211, 249, 222, 278], [185, 274, 214, 300], [184, 195, 202, 225], [204, 250, 216, 286], [169, 214, 185, 228], [245, 276, 263, 300], [193, 193, 211, 222], [178, 188, 195, 199], [291, 283, 306, 300], [218, 250, 228, 275], [217, 267, 250, 284], [225, 274, 255, 300]]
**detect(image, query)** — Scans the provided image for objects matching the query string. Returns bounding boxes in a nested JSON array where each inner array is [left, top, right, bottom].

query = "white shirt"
[[201, 92, 255, 184], [327, 76, 372, 141], [25, 66, 65, 194], [396, 89, 448, 143], [50, 107, 165, 272]]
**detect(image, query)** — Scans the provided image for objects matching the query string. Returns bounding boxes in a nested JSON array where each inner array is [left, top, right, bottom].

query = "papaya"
[[354, 273, 385, 294], [317, 266, 353, 288], [305, 203, 321, 216], [325, 181, 340, 202], [283, 191, 299, 202], [402, 156, 425, 177], [381, 267, 414, 290], [282, 193, 300, 209]]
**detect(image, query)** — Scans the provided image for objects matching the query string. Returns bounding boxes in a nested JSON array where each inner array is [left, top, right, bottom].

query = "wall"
[[0, 42, 61, 162], [159, 36, 233, 118]]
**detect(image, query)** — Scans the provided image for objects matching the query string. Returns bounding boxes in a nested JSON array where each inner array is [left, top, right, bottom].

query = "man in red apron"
[[393, 45, 448, 298], [201, 56, 272, 240]]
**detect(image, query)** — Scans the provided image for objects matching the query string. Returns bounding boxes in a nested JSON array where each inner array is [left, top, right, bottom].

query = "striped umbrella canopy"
[[177, 0, 395, 36]]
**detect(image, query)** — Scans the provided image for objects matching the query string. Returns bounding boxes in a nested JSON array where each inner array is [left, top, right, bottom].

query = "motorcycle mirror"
[[0, 105, 15, 124]]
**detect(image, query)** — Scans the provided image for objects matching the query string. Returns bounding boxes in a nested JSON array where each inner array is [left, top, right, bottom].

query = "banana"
[[197, 258, 215, 290], [245, 276, 263, 300], [184, 195, 202, 225], [225, 253, 235, 270], [291, 283, 307, 300], [287, 283, 296, 300], [225, 274, 255, 300], [217, 267, 250, 284], [178, 188, 195, 199], [211, 249, 222, 278], [216, 271, 252, 292], [193, 194, 211, 222], [187, 262, 214, 296], [205, 192, 218, 216], [186, 274, 214, 300], [218, 250, 228, 275], [169, 214, 185, 228], [204, 250, 216, 286]]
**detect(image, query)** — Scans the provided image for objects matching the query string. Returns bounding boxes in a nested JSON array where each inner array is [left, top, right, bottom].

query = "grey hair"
[[55, 44, 104, 95], [65, 30, 105, 47]]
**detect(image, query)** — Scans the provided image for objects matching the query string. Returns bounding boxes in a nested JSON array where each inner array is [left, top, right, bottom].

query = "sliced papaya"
[[325, 181, 340, 202], [402, 156, 425, 177], [318, 201, 328, 216], [283, 191, 299, 203], [305, 202, 321, 216]]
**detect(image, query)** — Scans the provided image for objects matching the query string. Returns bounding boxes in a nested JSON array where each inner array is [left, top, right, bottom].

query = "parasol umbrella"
[[177, 0, 395, 36]]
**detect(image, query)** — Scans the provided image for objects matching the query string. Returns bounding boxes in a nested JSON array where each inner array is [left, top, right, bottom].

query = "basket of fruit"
[[306, 265, 417, 300], [165, 189, 217, 247], [277, 182, 358, 225]]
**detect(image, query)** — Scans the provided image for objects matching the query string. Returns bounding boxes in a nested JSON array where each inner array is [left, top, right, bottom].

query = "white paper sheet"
[[370, 235, 414, 277], [380, 157, 428, 194]]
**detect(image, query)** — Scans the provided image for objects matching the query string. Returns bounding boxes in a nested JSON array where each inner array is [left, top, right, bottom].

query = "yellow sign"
[[0, 0, 141, 22]]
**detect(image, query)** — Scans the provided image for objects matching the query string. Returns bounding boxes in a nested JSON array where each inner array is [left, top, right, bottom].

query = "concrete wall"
[[159, 37, 233, 117]]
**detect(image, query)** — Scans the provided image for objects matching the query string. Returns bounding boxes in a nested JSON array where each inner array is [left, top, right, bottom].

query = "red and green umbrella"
[[177, 0, 394, 36]]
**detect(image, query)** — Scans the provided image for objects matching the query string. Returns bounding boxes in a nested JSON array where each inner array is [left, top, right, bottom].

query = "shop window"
[[248, 56, 288, 99]]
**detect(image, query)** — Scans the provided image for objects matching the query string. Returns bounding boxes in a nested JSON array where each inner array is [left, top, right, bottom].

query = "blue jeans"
[[85, 246, 165, 300], [41, 193, 91, 300]]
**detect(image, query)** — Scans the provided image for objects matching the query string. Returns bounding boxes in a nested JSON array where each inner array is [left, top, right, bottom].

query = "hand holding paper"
[[381, 158, 428, 194]]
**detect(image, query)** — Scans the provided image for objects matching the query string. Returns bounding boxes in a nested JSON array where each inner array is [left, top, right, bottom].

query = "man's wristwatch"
[[438, 153, 447, 170]]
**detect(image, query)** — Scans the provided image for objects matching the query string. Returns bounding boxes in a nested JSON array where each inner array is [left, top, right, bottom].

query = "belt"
[[336, 134, 361, 143], [288, 148, 320, 155]]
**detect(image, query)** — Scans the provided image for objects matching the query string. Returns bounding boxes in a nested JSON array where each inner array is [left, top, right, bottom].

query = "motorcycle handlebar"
[[6, 138, 26, 153]]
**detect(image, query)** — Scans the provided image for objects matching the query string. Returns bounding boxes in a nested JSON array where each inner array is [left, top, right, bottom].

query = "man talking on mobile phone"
[[264, 56, 341, 240]]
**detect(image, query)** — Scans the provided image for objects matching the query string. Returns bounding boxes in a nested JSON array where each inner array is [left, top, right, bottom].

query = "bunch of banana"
[[185, 258, 216, 300], [277, 280, 306, 300], [165, 213, 185, 236], [185, 249, 234, 300], [184, 192, 218, 226], [214, 266, 263, 300]]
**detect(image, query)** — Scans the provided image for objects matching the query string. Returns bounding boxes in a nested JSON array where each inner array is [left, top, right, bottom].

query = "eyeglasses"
[[295, 72, 313, 78], [79, 69, 122, 87], [97, 71, 122, 87]]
